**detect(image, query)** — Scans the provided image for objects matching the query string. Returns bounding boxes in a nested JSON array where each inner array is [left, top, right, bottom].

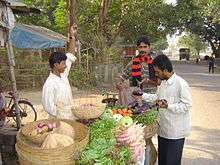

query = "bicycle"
[[0, 91, 37, 127]]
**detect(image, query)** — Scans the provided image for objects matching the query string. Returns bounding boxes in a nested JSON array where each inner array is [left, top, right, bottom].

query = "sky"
[[164, 0, 177, 5]]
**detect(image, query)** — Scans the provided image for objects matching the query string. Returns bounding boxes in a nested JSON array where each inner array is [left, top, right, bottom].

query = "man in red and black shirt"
[[117, 35, 159, 104]]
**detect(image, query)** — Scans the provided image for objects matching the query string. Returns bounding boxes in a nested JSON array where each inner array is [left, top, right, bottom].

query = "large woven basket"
[[21, 120, 61, 145], [72, 105, 105, 119], [144, 121, 159, 139], [16, 119, 89, 165]]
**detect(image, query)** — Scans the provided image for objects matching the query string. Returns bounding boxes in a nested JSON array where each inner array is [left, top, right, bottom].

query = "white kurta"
[[142, 73, 192, 139], [42, 53, 77, 119]]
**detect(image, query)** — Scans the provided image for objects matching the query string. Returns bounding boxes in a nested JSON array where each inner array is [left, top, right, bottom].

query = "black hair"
[[49, 52, 67, 68], [152, 54, 173, 72], [136, 35, 150, 46]]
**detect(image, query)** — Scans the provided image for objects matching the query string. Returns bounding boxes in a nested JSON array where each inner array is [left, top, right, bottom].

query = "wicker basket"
[[16, 119, 89, 165], [144, 121, 159, 139], [21, 120, 61, 145], [71, 105, 105, 119]]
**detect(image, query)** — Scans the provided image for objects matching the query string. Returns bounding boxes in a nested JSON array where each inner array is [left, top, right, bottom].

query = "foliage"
[[16, 0, 183, 64], [174, 0, 220, 57], [178, 33, 208, 57], [18, 0, 58, 31], [19, 0, 176, 45], [68, 66, 98, 89], [152, 38, 169, 51], [54, 0, 68, 33]]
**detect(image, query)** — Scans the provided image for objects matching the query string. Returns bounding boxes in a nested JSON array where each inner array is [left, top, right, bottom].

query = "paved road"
[[174, 62, 220, 91], [153, 62, 220, 165]]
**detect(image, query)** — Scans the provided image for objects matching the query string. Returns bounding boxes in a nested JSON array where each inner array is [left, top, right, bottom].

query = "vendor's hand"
[[116, 82, 123, 90], [156, 99, 168, 109], [116, 79, 125, 90]]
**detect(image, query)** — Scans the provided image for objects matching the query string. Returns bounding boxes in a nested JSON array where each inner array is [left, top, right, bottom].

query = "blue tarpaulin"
[[10, 24, 66, 49]]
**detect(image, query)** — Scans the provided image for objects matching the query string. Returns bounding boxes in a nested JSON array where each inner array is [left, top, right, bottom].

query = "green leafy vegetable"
[[133, 109, 158, 125], [77, 119, 133, 164]]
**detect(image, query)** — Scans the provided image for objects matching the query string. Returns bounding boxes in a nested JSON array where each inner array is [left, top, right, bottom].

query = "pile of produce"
[[77, 111, 146, 165], [133, 109, 158, 125], [76, 118, 132, 164], [102, 105, 133, 118], [112, 108, 133, 117], [114, 122, 146, 161], [29, 122, 57, 136], [28, 121, 75, 149]]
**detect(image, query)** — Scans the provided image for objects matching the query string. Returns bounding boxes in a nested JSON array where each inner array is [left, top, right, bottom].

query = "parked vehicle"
[[179, 48, 190, 60]]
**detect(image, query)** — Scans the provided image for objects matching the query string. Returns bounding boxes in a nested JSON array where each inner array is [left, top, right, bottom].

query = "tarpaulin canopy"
[[10, 24, 66, 49]]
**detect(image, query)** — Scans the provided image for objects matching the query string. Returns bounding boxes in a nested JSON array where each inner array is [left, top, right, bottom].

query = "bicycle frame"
[[4, 94, 29, 117], [5, 95, 14, 109], [5, 95, 29, 108]]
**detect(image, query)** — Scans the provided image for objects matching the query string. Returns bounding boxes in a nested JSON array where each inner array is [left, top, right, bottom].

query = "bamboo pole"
[[4, 5, 21, 129]]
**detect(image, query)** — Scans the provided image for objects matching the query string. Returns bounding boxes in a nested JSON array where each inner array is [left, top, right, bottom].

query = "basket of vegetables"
[[16, 119, 89, 165], [21, 120, 60, 145], [133, 109, 159, 139], [71, 103, 105, 119]]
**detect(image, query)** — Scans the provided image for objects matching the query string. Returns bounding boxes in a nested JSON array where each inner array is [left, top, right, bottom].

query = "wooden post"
[[5, 35, 21, 129], [4, 5, 21, 129]]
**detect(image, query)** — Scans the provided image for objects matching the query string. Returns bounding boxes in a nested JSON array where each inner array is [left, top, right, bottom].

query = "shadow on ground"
[[183, 126, 220, 165]]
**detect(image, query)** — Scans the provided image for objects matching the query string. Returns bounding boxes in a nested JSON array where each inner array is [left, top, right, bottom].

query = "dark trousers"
[[158, 136, 185, 165], [209, 63, 214, 73]]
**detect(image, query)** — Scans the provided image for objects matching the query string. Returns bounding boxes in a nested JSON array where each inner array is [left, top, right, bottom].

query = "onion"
[[38, 122, 46, 128], [52, 122, 57, 128], [48, 123, 53, 130]]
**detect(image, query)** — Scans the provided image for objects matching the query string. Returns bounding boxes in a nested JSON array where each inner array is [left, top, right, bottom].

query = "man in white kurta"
[[142, 54, 192, 165], [42, 52, 77, 119]]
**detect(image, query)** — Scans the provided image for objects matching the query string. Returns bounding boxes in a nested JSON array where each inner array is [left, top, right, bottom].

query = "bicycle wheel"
[[11, 100, 37, 125]]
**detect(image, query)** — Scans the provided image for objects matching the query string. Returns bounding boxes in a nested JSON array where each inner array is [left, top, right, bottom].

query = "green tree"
[[152, 38, 169, 51], [178, 33, 208, 57], [54, 0, 67, 33], [18, 0, 58, 31], [17, 0, 180, 60], [174, 0, 220, 57]]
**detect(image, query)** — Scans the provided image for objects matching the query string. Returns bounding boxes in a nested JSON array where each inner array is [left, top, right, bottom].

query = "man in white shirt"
[[42, 52, 76, 119], [142, 54, 192, 165]]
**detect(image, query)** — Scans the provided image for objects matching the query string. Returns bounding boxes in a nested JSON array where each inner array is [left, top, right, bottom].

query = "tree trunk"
[[98, 0, 111, 34], [215, 45, 220, 58], [67, 0, 77, 56], [209, 40, 220, 58]]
